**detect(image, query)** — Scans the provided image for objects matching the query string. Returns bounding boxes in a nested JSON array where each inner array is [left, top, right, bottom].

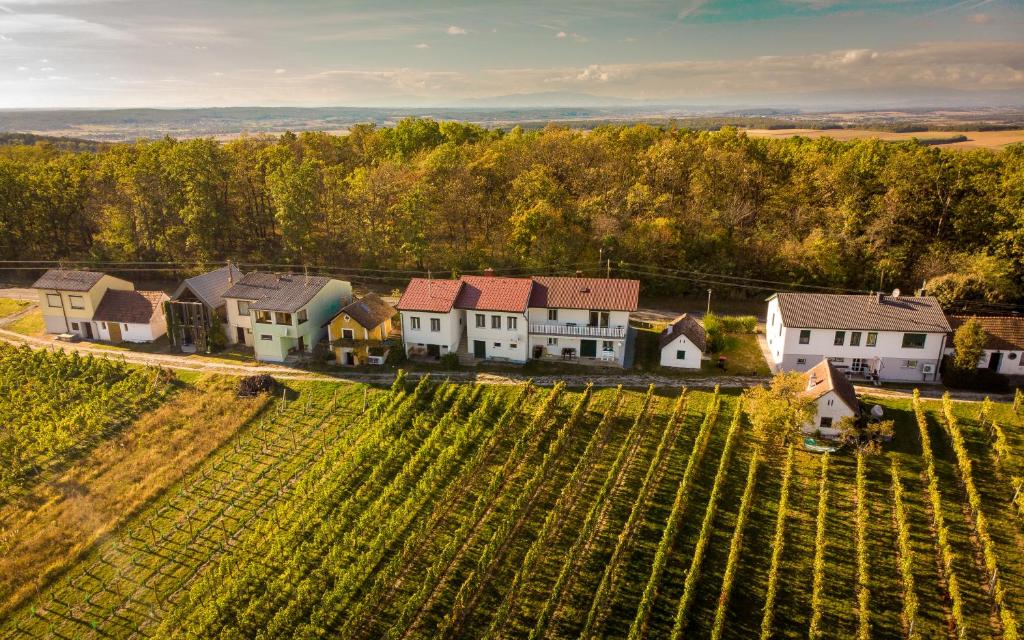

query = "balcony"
[[529, 323, 626, 339]]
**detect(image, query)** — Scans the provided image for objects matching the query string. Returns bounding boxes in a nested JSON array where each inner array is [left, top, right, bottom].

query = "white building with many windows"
[[765, 291, 951, 382]]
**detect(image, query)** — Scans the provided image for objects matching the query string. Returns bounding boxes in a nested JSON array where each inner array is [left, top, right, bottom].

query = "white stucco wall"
[[465, 311, 528, 362], [943, 347, 1024, 376], [224, 297, 255, 346], [803, 390, 859, 438], [660, 333, 702, 369], [401, 309, 463, 355]]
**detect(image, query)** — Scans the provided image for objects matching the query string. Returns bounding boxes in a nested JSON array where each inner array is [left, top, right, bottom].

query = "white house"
[[93, 290, 169, 343], [801, 358, 861, 438], [765, 292, 951, 382], [946, 315, 1024, 376], [658, 313, 707, 369], [223, 272, 352, 362], [31, 269, 134, 339], [395, 278, 465, 360], [396, 273, 640, 367]]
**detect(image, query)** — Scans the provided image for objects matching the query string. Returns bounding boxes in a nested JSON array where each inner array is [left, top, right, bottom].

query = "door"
[[236, 327, 245, 344], [580, 339, 597, 358], [108, 322, 122, 344], [345, 351, 355, 365], [473, 340, 486, 358], [83, 322, 94, 339], [297, 336, 305, 353], [427, 344, 441, 358], [988, 352, 1002, 371]]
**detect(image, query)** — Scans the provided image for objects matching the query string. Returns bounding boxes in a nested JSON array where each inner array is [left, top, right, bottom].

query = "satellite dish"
[[891, 288, 901, 297], [871, 405, 884, 419]]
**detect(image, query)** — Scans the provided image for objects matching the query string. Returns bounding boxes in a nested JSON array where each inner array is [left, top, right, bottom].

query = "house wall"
[[465, 311, 529, 363], [97, 319, 165, 343], [248, 280, 350, 363], [328, 303, 393, 365], [525, 307, 630, 329], [765, 298, 945, 382], [525, 307, 630, 366], [943, 347, 1024, 375], [400, 309, 462, 355], [659, 333, 702, 369], [224, 297, 255, 346], [38, 275, 134, 336], [803, 391, 859, 438]]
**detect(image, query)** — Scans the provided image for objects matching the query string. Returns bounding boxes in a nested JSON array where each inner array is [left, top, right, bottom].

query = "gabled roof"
[[396, 278, 463, 313], [770, 293, 951, 333], [528, 276, 640, 312], [93, 290, 167, 324], [223, 272, 335, 313], [172, 264, 243, 309], [659, 313, 707, 352], [802, 359, 860, 414], [325, 293, 396, 330], [31, 269, 107, 292], [949, 315, 1024, 351], [454, 275, 533, 313]]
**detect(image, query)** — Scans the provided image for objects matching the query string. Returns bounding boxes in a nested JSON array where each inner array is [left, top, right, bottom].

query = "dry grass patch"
[[0, 374, 271, 615]]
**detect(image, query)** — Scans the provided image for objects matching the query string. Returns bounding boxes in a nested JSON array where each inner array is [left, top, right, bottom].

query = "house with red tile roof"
[[396, 278, 466, 360], [801, 358, 861, 438], [945, 315, 1024, 376]]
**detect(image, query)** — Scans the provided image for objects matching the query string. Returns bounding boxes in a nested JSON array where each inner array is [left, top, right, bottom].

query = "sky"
[[0, 0, 1022, 109]]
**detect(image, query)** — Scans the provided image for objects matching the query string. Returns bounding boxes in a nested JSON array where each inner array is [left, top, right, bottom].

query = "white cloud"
[[446, 25, 466, 35], [274, 68, 286, 74], [16, 65, 27, 71], [415, 43, 429, 49], [0, 13, 130, 40]]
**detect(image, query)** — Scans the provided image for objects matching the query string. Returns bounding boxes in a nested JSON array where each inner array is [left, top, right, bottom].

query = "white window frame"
[[410, 316, 421, 330], [430, 318, 441, 332], [47, 293, 62, 308], [68, 295, 85, 310]]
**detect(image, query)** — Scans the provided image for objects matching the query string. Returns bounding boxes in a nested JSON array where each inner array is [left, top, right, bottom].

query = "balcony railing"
[[529, 323, 626, 338]]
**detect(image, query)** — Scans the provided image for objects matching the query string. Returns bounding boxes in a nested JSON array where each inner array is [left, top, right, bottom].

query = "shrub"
[[942, 357, 1009, 392], [720, 315, 757, 333], [439, 352, 460, 369], [703, 313, 727, 352]]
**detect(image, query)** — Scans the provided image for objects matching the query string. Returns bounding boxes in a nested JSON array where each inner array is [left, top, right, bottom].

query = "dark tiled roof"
[[659, 313, 707, 351], [454, 275, 533, 313], [772, 293, 951, 333], [529, 277, 640, 312], [31, 269, 107, 292], [223, 272, 335, 313], [325, 293, 396, 330], [93, 290, 167, 324], [172, 264, 243, 309], [949, 315, 1024, 351], [396, 278, 463, 313], [802, 359, 860, 414]]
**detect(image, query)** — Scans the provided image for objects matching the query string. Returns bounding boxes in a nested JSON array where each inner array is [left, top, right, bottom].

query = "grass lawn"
[[0, 297, 30, 318], [5, 307, 43, 335]]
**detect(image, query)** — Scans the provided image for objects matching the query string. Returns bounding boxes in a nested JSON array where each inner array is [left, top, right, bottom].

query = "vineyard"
[[1, 377, 1023, 639]]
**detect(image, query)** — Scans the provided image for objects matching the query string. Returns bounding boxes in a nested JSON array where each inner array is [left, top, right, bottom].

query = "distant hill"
[[0, 132, 107, 152]]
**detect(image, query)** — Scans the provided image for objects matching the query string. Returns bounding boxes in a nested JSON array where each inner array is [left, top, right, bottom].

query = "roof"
[[802, 359, 860, 414], [528, 276, 640, 312], [454, 275, 533, 313], [223, 272, 336, 313], [659, 313, 708, 351], [93, 290, 167, 324], [31, 269, 107, 292], [770, 293, 951, 333], [949, 315, 1024, 351], [396, 278, 463, 313], [325, 293, 396, 330], [172, 264, 243, 309]]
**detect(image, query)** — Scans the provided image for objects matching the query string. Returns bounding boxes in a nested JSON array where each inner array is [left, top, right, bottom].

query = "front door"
[[580, 339, 597, 358], [82, 322, 93, 339], [297, 336, 305, 353], [108, 322, 122, 344], [236, 327, 245, 344], [989, 352, 1002, 371], [427, 344, 441, 358], [473, 340, 486, 358], [345, 351, 355, 365]]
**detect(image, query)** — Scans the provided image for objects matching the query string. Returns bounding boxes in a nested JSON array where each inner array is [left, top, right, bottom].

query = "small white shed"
[[801, 358, 860, 438], [658, 314, 707, 370]]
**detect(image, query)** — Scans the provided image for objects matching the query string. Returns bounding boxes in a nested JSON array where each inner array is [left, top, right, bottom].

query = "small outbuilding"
[[801, 358, 860, 438], [92, 289, 169, 343], [658, 313, 707, 370]]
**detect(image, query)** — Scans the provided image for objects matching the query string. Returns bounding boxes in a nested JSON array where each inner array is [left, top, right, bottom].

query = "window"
[[476, 314, 485, 328], [547, 337, 558, 346], [548, 309, 558, 321], [828, 357, 845, 363], [510, 343, 518, 349], [275, 312, 292, 325], [796, 358, 807, 365], [903, 360, 919, 369], [778, 324, 782, 337], [799, 329, 811, 344], [122, 323, 128, 330], [430, 318, 441, 332], [603, 341, 614, 351], [850, 331, 861, 347], [46, 293, 62, 308], [834, 331, 845, 346], [68, 295, 85, 310], [507, 316, 517, 330], [827, 399, 834, 406], [493, 342, 501, 348], [297, 309, 307, 324], [342, 328, 354, 340], [237, 300, 250, 315], [255, 310, 272, 324], [101, 322, 107, 329], [260, 334, 272, 341], [769, 313, 774, 326], [492, 315, 501, 329], [866, 332, 878, 347], [676, 350, 687, 360], [820, 417, 833, 429], [71, 322, 79, 330], [902, 333, 927, 349]]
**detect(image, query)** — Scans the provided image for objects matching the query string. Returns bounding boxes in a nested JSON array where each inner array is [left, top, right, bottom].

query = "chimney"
[[575, 270, 583, 277], [304, 265, 310, 287], [872, 291, 883, 304], [483, 267, 495, 277]]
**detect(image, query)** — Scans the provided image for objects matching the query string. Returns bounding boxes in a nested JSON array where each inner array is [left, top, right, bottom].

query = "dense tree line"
[[1, 119, 1022, 301]]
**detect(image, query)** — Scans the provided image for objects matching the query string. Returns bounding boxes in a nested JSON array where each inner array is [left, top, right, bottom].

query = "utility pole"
[[606, 259, 611, 279], [706, 289, 713, 315]]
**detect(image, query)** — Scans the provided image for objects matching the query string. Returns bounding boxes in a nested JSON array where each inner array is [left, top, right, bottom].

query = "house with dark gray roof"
[[223, 271, 352, 362], [658, 313, 707, 370], [167, 264, 244, 352], [93, 290, 169, 343], [765, 291, 951, 382], [31, 269, 134, 339]]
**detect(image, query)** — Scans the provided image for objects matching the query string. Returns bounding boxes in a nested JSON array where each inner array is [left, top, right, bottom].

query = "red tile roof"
[[93, 290, 168, 324], [529, 276, 640, 311], [949, 315, 1024, 351], [454, 275, 533, 313], [802, 359, 860, 414], [396, 278, 463, 313]]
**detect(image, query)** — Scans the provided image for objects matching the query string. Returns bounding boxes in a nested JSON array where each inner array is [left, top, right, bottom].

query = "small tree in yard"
[[837, 416, 895, 454], [744, 372, 817, 447], [953, 318, 986, 372]]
